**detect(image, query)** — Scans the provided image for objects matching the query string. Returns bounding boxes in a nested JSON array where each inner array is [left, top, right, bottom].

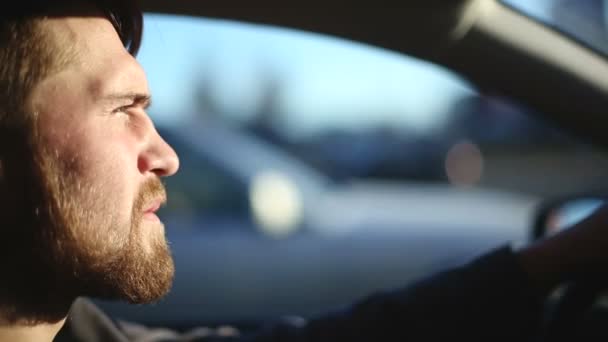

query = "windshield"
[[502, 0, 608, 56]]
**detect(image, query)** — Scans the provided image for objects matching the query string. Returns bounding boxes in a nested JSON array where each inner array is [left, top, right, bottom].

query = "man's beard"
[[0, 133, 174, 324]]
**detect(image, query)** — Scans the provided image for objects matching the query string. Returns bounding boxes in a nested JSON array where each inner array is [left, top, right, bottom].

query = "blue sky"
[[137, 2, 552, 139], [502, 0, 553, 19]]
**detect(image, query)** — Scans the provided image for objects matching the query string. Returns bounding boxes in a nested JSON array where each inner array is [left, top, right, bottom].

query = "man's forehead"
[[43, 15, 148, 99]]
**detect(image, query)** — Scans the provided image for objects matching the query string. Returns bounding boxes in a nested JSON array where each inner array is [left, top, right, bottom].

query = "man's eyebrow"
[[102, 92, 152, 109]]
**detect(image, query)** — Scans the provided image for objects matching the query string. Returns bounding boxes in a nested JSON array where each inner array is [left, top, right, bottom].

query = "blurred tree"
[[245, 64, 287, 146]]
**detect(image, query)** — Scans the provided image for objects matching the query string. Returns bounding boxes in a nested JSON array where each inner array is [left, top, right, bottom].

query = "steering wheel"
[[539, 280, 605, 341], [531, 199, 608, 341]]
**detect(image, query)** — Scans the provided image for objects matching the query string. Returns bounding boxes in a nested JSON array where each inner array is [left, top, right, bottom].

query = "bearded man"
[[2, 1, 608, 342]]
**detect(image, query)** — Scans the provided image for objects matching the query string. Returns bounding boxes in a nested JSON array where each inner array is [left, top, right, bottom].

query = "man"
[[1, 1, 607, 341], [1, 1, 177, 340]]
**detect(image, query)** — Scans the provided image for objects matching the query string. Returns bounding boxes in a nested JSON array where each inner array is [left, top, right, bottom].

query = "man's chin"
[[73, 234, 175, 304], [89, 260, 174, 304]]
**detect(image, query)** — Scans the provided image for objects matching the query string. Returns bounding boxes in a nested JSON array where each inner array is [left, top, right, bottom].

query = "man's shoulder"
[[55, 298, 130, 342], [55, 298, 242, 342]]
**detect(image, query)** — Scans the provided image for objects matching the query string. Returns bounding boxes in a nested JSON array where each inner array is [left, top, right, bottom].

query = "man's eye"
[[112, 105, 132, 114]]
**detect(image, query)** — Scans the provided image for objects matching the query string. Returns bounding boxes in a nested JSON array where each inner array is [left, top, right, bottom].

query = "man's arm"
[[245, 207, 608, 341], [243, 245, 544, 341]]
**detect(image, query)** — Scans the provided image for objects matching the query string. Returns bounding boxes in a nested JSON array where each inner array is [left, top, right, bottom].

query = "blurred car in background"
[[157, 117, 538, 239]]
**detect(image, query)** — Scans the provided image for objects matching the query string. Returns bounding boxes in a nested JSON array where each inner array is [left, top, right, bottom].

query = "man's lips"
[[143, 198, 165, 221], [144, 200, 163, 214]]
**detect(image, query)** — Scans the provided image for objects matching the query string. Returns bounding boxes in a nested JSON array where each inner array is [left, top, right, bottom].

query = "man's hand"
[[517, 205, 608, 297]]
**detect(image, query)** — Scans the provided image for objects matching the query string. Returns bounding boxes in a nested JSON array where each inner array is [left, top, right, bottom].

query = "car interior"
[[89, 1, 608, 339]]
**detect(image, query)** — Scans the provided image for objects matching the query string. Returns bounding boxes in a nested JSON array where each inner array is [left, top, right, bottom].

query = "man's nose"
[[138, 124, 180, 177]]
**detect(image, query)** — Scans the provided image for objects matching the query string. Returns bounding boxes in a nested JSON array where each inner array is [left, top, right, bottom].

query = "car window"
[[158, 126, 252, 232], [502, 0, 608, 56], [141, 14, 608, 238]]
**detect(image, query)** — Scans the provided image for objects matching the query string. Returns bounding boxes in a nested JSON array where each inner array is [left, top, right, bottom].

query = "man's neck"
[[0, 318, 66, 342]]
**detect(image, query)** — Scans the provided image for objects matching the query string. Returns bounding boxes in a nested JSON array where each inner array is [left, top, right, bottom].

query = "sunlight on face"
[[26, 14, 178, 304]]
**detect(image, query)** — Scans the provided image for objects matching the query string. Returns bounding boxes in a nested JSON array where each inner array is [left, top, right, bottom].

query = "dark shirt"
[[56, 245, 543, 341]]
